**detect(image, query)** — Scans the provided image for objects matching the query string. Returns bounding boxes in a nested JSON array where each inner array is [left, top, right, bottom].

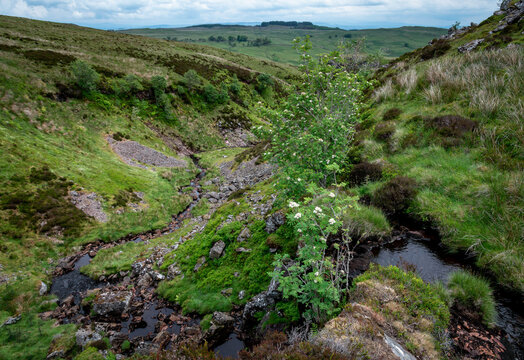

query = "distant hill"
[[120, 23, 448, 65]]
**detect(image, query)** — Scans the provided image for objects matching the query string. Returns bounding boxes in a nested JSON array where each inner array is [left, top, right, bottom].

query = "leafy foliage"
[[70, 60, 100, 92]]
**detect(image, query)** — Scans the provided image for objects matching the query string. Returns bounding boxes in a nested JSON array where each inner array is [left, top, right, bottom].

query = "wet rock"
[[243, 276, 281, 323], [134, 341, 160, 356], [202, 312, 235, 347], [92, 289, 132, 316], [209, 240, 226, 259], [137, 273, 153, 288], [39, 281, 48, 296], [265, 212, 285, 233], [193, 256, 206, 272], [75, 328, 102, 348], [153, 330, 171, 345], [237, 227, 251, 242]]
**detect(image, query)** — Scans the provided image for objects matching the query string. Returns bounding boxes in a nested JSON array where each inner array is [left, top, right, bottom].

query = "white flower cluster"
[[294, 212, 302, 219], [313, 206, 322, 215], [329, 218, 336, 225], [289, 201, 299, 208]]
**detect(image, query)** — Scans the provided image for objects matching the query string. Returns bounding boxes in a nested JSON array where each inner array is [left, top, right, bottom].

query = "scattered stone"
[[39, 281, 48, 296], [137, 273, 153, 288], [193, 256, 206, 272], [108, 137, 187, 169], [209, 240, 226, 259], [235, 247, 252, 253], [237, 227, 251, 242], [167, 263, 182, 279], [221, 288, 233, 297], [69, 191, 108, 223], [75, 328, 102, 348], [265, 211, 285, 233], [238, 290, 245, 300]]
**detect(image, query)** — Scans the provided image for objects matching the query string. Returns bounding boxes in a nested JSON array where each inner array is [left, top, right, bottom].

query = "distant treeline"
[[259, 21, 335, 30]]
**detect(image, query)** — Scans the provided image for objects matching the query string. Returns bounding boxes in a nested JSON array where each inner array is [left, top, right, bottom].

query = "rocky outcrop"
[[201, 312, 235, 347], [75, 328, 103, 348], [92, 289, 132, 316], [491, 0, 524, 33], [265, 211, 285, 233], [243, 276, 281, 324], [458, 39, 485, 53]]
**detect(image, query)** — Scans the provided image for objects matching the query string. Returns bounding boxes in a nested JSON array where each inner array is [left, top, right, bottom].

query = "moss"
[[74, 347, 104, 360]]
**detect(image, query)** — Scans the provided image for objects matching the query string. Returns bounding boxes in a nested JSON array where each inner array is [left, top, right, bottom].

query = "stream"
[[50, 154, 522, 359], [371, 230, 524, 359]]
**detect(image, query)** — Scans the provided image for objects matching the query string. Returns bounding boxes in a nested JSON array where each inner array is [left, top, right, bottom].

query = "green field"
[[120, 24, 447, 64]]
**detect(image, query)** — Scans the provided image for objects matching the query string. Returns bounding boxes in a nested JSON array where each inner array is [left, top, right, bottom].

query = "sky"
[[0, 0, 500, 30]]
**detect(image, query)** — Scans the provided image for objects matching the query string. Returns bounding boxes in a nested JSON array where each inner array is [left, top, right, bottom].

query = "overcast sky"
[[0, 0, 500, 29]]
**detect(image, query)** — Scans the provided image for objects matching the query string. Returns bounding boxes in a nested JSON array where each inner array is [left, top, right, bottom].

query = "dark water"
[[214, 333, 245, 359], [121, 300, 179, 340], [371, 234, 524, 359], [51, 254, 98, 304], [74, 253, 92, 270]]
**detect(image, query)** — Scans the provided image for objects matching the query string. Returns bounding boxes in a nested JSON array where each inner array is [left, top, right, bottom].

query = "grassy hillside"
[[120, 25, 447, 65], [351, 6, 524, 291], [0, 14, 296, 358]]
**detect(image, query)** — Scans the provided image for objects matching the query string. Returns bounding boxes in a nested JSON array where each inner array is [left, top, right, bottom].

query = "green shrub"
[[256, 73, 274, 93], [345, 161, 383, 186], [74, 347, 104, 360], [70, 60, 100, 92], [113, 74, 143, 97], [420, 39, 451, 60], [121, 340, 131, 351], [203, 84, 229, 105], [184, 69, 201, 92], [448, 271, 497, 326], [371, 176, 417, 215], [151, 75, 167, 99]]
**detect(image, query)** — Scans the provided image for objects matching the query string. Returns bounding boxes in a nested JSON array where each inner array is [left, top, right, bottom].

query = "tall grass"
[[373, 78, 394, 102], [448, 271, 497, 327], [396, 69, 417, 94]]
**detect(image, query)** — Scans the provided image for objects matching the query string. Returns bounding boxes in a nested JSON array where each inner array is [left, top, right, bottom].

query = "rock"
[[137, 273, 153, 288], [153, 330, 171, 345], [201, 312, 235, 347], [134, 341, 160, 356], [458, 39, 484, 53], [237, 227, 251, 242], [221, 288, 233, 297], [235, 247, 252, 253], [39, 281, 48, 296], [75, 328, 102, 348], [209, 240, 226, 259], [207, 191, 220, 200], [194, 256, 206, 272], [92, 289, 132, 316], [46, 350, 65, 359], [167, 263, 182, 279], [1, 315, 21, 327], [238, 290, 245, 300], [265, 212, 285, 233], [243, 277, 282, 323], [501, 0, 512, 11]]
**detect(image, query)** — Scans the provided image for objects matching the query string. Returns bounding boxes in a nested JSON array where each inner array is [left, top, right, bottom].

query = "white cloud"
[[0, 0, 499, 28]]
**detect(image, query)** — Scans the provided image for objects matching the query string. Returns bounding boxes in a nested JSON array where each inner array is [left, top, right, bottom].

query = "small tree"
[[70, 60, 99, 92], [184, 70, 201, 93], [256, 73, 274, 94]]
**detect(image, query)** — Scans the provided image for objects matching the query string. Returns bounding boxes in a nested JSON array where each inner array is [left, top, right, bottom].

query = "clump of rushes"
[[448, 270, 497, 326]]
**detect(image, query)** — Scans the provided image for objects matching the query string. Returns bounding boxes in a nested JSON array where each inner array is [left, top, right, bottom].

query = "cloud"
[[0, 0, 499, 28]]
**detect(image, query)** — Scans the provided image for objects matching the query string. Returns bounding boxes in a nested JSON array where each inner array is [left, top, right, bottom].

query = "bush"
[[70, 60, 99, 92], [346, 161, 383, 186], [371, 176, 417, 215], [425, 115, 477, 137], [151, 75, 167, 99], [203, 84, 229, 105], [374, 121, 396, 141], [113, 74, 143, 97], [382, 108, 402, 121], [256, 73, 274, 93], [184, 69, 201, 92], [448, 271, 497, 326]]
